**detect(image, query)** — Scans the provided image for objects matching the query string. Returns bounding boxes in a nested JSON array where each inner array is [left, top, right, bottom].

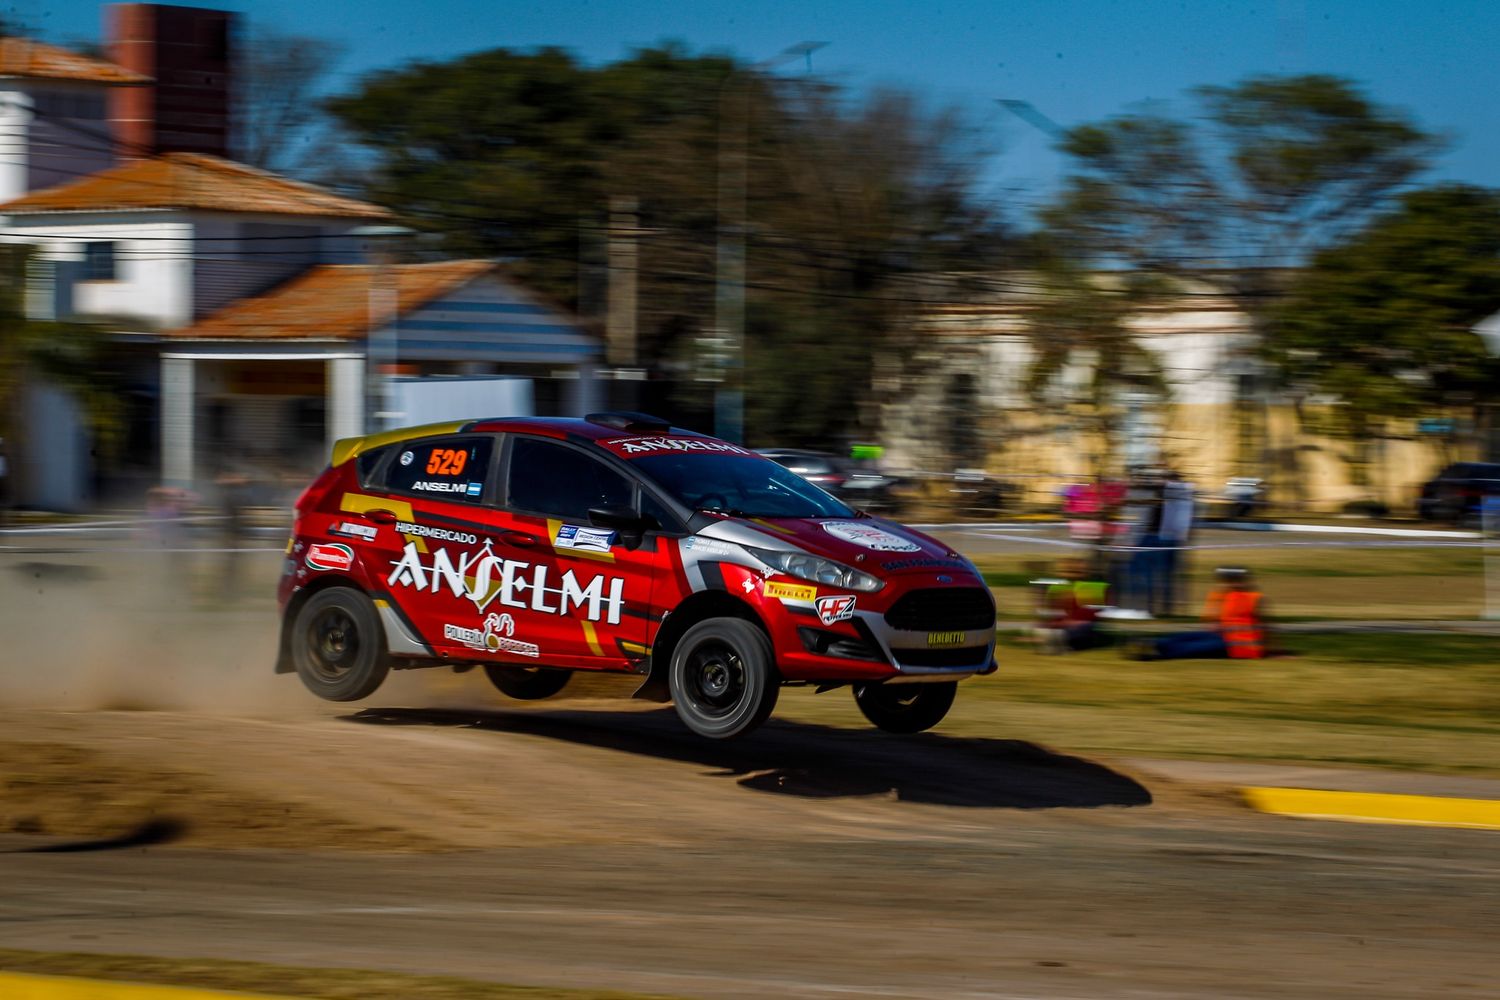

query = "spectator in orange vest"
[[1129, 567, 1268, 660]]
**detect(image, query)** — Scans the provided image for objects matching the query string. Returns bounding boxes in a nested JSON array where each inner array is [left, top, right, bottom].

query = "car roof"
[[329, 413, 727, 466]]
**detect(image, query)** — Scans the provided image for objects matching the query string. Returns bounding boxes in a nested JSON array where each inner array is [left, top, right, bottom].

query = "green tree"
[[1041, 75, 1438, 474], [1017, 245, 1167, 475], [0, 248, 122, 512], [326, 46, 1005, 445], [1269, 185, 1500, 479]]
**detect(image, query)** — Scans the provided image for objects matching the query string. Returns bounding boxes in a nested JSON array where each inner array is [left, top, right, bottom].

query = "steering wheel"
[[690, 492, 731, 511]]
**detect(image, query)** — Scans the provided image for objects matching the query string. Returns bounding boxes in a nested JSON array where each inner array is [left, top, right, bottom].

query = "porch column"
[[327, 356, 365, 454], [160, 356, 195, 486]]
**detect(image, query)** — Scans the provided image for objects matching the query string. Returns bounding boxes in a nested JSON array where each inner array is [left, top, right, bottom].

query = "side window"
[[356, 445, 390, 487], [508, 437, 633, 520], [639, 489, 680, 532], [383, 436, 493, 503]]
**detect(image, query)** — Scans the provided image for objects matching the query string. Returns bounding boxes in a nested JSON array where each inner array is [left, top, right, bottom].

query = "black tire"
[[290, 587, 391, 702], [483, 664, 572, 700], [853, 680, 957, 734], [668, 617, 779, 739]]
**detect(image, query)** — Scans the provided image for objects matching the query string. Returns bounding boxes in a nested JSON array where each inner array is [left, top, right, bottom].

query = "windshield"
[[632, 453, 853, 519]]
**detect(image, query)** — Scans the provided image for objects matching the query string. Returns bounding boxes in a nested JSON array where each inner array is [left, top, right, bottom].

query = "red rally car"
[[276, 412, 997, 739]]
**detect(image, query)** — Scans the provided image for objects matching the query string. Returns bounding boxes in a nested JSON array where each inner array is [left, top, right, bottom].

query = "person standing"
[[1156, 471, 1196, 616]]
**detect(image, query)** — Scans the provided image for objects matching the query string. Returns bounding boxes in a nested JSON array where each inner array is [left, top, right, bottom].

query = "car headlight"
[[746, 546, 884, 593]]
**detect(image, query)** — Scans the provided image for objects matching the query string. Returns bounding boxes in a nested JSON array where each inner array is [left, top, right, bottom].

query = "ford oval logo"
[[936, 574, 952, 583]]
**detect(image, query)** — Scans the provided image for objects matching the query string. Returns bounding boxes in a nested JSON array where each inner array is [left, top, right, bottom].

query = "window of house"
[[82, 242, 117, 281]]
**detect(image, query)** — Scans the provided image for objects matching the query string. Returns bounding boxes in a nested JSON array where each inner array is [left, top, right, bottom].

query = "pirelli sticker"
[[764, 580, 817, 602]]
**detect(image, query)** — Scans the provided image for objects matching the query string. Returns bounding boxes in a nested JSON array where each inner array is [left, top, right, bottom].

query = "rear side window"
[[356, 445, 390, 486], [508, 437, 633, 520], [382, 436, 494, 502]]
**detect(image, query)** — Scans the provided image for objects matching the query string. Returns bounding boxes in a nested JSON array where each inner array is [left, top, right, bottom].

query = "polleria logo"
[[815, 594, 857, 625], [443, 613, 540, 658], [305, 542, 355, 572], [388, 539, 626, 624]]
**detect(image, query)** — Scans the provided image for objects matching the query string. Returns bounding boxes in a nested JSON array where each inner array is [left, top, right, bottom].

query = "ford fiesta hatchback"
[[276, 412, 997, 739]]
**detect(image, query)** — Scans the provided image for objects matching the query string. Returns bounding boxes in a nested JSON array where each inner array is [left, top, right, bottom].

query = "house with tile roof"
[[0, 37, 150, 203], [0, 26, 601, 508]]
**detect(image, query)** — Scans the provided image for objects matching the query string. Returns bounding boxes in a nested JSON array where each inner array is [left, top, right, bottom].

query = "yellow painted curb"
[[1243, 786, 1500, 831], [0, 971, 297, 1000]]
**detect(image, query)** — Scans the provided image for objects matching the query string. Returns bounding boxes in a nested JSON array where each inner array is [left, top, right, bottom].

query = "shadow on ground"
[[344, 706, 1151, 810]]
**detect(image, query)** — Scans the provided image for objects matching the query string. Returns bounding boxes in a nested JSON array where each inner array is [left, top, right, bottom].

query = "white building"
[[0, 42, 602, 509]]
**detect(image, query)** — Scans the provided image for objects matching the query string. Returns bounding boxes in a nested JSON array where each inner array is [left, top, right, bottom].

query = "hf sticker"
[[815, 594, 857, 625]]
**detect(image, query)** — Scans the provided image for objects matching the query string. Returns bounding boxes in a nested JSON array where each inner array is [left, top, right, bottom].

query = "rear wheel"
[[853, 680, 957, 734], [669, 618, 779, 739], [291, 587, 390, 702], [483, 664, 572, 700]]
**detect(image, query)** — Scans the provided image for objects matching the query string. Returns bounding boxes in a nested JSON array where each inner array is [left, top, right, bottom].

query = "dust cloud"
[[0, 547, 498, 716]]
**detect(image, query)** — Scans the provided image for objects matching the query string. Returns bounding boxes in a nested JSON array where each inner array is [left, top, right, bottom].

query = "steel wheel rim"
[[682, 639, 747, 719], [306, 607, 360, 681]]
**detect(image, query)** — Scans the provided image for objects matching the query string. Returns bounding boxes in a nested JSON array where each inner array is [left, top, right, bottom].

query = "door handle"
[[502, 531, 539, 548], [361, 509, 399, 525]]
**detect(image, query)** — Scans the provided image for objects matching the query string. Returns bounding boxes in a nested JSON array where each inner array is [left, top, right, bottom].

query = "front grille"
[[885, 587, 995, 632], [895, 645, 991, 668]]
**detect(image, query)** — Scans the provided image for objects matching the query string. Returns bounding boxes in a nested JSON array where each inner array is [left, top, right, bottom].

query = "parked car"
[[756, 448, 904, 514], [278, 413, 997, 739], [1417, 462, 1500, 523], [1223, 477, 1266, 519], [946, 468, 1013, 518]]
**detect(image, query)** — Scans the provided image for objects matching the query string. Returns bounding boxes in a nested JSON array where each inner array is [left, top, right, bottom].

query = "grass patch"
[[972, 544, 1488, 620], [0, 949, 683, 1000], [777, 632, 1500, 775]]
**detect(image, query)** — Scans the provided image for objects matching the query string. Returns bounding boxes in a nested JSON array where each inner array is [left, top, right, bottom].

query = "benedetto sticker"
[[822, 520, 921, 552]]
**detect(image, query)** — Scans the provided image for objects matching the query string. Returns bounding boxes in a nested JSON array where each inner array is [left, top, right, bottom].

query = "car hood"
[[703, 515, 971, 576]]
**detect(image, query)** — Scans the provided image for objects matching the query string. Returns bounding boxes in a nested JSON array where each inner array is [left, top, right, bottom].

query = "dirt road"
[[3, 704, 1498, 999], [2, 547, 1497, 997]]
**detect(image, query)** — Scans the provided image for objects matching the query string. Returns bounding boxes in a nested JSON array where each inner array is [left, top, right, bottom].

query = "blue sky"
[[27, 0, 1500, 212]]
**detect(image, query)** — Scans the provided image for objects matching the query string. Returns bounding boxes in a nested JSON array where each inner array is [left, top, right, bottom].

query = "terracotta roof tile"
[[0, 37, 150, 84], [166, 261, 497, 340], [0, 152, 389, 218]]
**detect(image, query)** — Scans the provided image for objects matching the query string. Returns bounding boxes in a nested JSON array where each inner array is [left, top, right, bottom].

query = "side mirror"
[[587, 505, 654, 549]]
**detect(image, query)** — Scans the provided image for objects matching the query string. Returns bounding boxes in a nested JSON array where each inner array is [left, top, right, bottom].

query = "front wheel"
[[853, 680, 957, 734], [668, 618, 779, 739], [290, 587, 391, 702], [483, 664, 572, 700]]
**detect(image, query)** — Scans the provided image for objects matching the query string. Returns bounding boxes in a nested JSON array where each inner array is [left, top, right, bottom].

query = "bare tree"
[[235, 26, 349, 177]]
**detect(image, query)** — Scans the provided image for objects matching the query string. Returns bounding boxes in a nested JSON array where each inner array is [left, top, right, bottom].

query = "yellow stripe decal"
[[329, 421, 467, 467], [580, 620, 604, 656], [339, 494, 425, 553], [1242, 786, 1500, 830], [751, 517, 796, 535], [0, 971, 294, 999]]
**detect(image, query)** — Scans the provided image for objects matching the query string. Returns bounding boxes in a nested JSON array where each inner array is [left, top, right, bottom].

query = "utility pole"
[[606, 195, 642, 410], [713, 41, 828, 445]]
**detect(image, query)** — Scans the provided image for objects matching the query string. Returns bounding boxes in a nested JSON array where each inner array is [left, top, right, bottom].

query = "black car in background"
[[1417, 462, 1500, 523], [756, 449, 903, 514]]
